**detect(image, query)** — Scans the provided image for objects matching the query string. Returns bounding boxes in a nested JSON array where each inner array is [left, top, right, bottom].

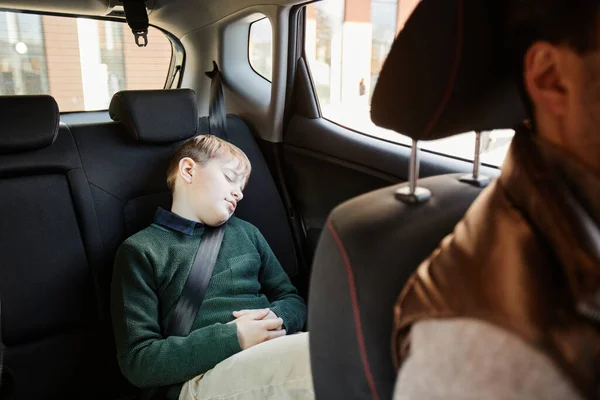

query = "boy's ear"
[[179, 157, 196, 184]]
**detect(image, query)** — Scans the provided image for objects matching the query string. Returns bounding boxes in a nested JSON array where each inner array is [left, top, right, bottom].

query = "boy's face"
[[187, 155, 246, 226]]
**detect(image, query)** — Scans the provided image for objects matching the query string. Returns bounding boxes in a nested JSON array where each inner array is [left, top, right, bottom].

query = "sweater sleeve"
[[253, 228, 307, 333], [111, 242, 242, 388], [393, 319, 582, 400]]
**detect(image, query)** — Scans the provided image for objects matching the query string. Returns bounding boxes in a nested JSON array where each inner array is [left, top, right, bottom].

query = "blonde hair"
[[167, 135, 251, 191]]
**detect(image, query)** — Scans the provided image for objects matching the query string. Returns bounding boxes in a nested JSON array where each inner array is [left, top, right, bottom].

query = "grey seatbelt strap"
[[205, 61, 228, 141], [141, 225, 226, 400], [165, 225, 226, 337]]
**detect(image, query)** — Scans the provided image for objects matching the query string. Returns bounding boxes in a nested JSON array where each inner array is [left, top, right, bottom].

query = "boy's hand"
[[232, 309, 281, 328], [227, 309, 286, 350]]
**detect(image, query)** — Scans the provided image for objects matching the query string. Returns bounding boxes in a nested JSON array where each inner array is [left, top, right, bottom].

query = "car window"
[[0, 11, 173, 112], [248, 17, 273, 81], [304, 1, 514, 167]]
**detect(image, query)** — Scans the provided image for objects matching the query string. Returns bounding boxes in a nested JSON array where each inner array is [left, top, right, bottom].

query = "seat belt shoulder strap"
[[165, 225, 226, 337]]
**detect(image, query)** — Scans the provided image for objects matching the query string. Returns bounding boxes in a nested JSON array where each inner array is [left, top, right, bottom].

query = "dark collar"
[[154, 207, 203, 236]]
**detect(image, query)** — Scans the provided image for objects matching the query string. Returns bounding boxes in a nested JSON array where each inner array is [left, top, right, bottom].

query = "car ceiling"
[[0, 0, 304, 37]]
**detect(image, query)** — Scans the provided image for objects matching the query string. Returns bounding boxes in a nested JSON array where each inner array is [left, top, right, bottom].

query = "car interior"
[[0, 0, 526, 399]]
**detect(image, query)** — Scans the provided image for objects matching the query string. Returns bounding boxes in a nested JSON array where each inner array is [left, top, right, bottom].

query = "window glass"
[[249, 17, 273, 81], [0, 11, 173, 112], [304, 1, 514, 167]]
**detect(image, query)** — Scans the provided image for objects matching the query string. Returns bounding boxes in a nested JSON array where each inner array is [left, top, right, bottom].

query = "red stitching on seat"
[[327, 219, 380, 400], [422, 0, 464, 139]]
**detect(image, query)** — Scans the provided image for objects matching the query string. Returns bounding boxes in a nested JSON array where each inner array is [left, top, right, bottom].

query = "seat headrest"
[[0, 95, 59, 154], [371, 0, 527, 141], [109, 89, 198, 143]]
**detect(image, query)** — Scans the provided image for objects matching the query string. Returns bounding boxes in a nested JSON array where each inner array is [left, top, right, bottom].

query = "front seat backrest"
[[310, 176, 482, 399], [308, 0, 527, 399]]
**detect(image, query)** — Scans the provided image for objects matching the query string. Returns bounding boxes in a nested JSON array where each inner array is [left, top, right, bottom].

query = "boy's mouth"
[[226, 199, 236, 212]]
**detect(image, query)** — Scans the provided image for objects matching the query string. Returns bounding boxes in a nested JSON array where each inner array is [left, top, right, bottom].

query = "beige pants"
[[179, 332, 314, 400]]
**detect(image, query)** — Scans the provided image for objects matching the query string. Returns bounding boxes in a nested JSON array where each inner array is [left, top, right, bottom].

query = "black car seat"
[[308, 1, 526, 399], [0, 96, 120, 399], [0, 89, 299, 399]]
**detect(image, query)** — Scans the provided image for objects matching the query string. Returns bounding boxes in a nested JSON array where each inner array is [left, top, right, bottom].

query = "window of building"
[[248, 17, 273, 81], [304, 1, 515, 167], [0, 11, 173, 112]]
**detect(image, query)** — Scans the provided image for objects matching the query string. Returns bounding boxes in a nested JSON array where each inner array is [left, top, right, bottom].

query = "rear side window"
[[304, 1, 514, 167], [0, 11, 173, 112], [248, 17, 273, 81]]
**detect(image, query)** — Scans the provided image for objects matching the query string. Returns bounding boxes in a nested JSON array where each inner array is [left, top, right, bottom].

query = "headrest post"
[[460, 131, 491, 187], [408, 139, 419, 194], [473, 131, 481, 179], [396, 140, 432, 204]]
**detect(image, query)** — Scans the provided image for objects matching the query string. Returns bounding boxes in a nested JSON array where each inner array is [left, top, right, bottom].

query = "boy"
[[111, 135, 312, 400]]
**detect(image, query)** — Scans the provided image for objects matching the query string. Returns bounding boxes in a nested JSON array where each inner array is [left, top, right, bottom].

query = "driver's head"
[[509, 0, 600, 169]]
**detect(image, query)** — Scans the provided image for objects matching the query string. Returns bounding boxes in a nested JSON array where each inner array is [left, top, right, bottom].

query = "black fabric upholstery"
[[371, 0, 526, 140], [108, 89, 198, 143], [0, 95, 59, 154], [0, 174, 95, 345], [0, 123, 124, 399], [308, 174, 483, 400], [5, 328, 117, 399], [124, 191, 173, 237], [70, 121, 181, 277]]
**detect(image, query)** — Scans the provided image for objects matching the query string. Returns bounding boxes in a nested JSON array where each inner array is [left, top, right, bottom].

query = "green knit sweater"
[[111, 215, 306, 396]]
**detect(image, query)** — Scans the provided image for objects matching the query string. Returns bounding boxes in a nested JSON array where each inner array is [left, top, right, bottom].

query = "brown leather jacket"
[[393, 125, 600, 399]]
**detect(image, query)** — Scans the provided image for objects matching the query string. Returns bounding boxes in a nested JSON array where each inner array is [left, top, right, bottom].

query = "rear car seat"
[[0, 95, 121, 399], [0, 89, 299, 399]]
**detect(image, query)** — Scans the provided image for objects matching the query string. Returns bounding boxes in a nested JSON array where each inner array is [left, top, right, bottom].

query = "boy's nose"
[[232, 189, 243, 201]]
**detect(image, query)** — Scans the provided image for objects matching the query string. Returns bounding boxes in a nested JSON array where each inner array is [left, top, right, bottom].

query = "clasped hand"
[[227, 308, 285, 350]]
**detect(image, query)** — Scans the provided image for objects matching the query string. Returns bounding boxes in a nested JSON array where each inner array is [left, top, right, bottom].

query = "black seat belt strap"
[[205, 61, 228, 140], [165, 225, 226, 336], [121, 0, 150, 47]]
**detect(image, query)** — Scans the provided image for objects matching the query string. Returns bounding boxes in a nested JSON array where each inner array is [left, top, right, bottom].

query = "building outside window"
[[0, 11, 172, 112]]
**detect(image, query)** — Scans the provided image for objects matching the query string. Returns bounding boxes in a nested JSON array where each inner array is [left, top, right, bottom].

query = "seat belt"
[[141, 225, 226, 400], [205, 61, 228, 140], [165, 225, 226, 336], [121, 0, 150, 47]]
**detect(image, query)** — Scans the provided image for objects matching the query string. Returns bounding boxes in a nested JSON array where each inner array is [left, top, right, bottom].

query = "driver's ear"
[[524, 42, 569, 117], [179, 157, 196, 184]]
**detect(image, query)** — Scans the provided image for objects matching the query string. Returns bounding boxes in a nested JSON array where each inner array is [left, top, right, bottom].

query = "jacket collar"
[[500, 123, 600, 322]]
